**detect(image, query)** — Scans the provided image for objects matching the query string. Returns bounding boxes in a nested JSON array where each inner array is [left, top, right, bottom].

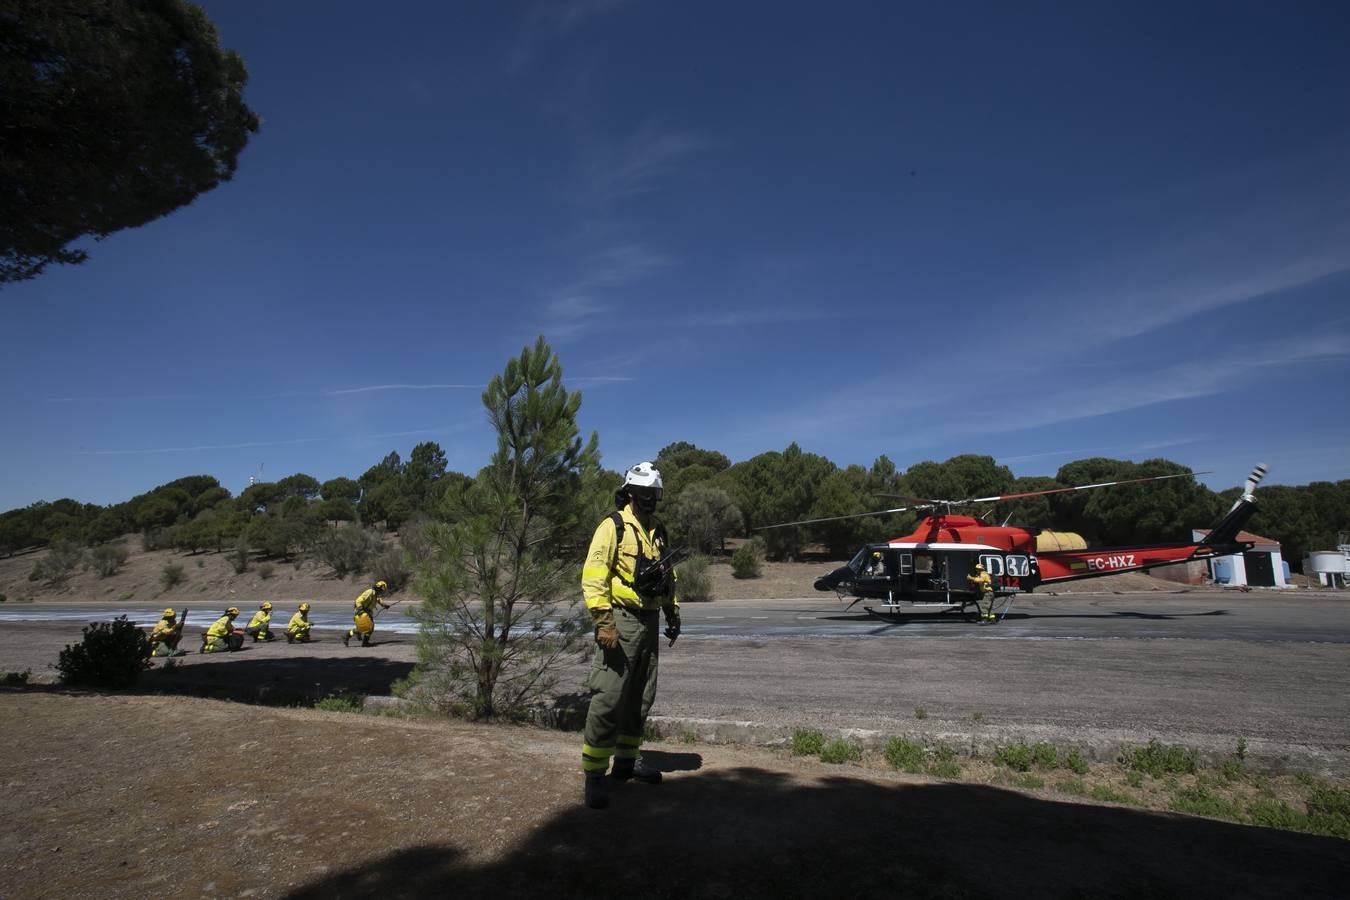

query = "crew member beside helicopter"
[[967, 563, 995, 624]]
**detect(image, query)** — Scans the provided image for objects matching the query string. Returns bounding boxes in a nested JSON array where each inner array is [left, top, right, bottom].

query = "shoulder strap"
[[609, 512, 624, 568]]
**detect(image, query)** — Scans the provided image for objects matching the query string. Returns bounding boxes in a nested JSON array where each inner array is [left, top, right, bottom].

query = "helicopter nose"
[[814, 565, 853, 591]]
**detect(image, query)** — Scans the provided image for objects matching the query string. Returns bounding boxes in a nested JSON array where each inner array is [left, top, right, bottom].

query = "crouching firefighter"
[[579, 461, 681, 810], [286, 603, 313, 643], [344, 580, 390, 647], [246, 601, 276, 642], [149, 608, 187, 657], [202, 607, 244, 652]]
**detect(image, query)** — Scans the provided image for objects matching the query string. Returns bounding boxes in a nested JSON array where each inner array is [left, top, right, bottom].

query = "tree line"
[[2, 445, 1345, 575]]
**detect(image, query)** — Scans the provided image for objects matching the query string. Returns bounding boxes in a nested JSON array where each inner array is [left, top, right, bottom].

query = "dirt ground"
[[2, 691, 1347, 900]]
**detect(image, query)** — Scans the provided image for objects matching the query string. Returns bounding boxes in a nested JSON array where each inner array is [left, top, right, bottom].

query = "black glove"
[[663, 607, 681, 646]]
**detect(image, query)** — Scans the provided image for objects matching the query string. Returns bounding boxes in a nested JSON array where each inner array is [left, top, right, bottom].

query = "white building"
[[1191, 529, 1289, 588]]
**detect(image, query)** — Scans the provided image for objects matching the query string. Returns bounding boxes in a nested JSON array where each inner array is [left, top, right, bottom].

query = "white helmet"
[[623, 461, 663, 497]]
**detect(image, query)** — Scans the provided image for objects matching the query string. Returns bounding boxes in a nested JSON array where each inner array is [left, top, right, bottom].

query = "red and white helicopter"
[[769, 464, 1268, 621]]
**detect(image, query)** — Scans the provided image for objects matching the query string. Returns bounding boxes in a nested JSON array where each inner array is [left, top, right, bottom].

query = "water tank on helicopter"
[[1035, 530, 1087, 552]]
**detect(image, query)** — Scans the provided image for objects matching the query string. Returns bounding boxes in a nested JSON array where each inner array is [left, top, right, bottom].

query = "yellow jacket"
[[967, 570, 992, 594], [206, 615, 235, 639], [354, 589, 388, 614], [287, 612, 310, 633], [581, 507, 678, 613], [150, 618, 178, 643], [247, 610, 271, 630]]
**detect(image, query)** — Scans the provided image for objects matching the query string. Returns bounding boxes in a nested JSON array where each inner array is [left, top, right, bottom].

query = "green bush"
[[820, 739, 863, 764], [89, 543, 130, 578], [1169, 785, 1243, 821], [230, 537, 251, 574], [29, 540, 85, 584], [56, 616, 150, 687], [315, 692, 363, 713], [1247, 799, 1307, 832], [370, 546, 410, 593], [1055, 777, 1089, 797], [927, 743, 961, 779], [993, 743, 1034, 772], [1120, 740, 1198, 777], [316, 526, 381, 578], [914, 706, 927, 719], [884, 737, 924, 773], [160, 563, 185, 590], [1062, 748, 1091, 775], [1, 669, 31, 686], [731, 541, 762, 579], [1011, 773, 1045, 790], [676, 553, 713, 602], [257, 562, 275, 580], [791, 728, 824, 756], [1126, 770, 1144, 788], [1090, 785, 1137, 805]]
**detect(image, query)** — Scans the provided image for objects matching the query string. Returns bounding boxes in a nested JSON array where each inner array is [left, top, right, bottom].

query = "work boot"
[[361, 635, 372, 648], [610, 757, 662, 784], [342, 632, 351, 648], [287, 634, 295, 644], [584, 774, 609, 809]]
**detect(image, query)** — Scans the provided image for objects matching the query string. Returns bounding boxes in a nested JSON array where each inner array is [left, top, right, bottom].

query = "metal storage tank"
[[1304, 550, 1347, 587]]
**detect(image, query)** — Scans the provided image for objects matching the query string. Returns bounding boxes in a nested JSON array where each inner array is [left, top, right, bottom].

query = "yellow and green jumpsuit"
[[246, 608, 274, 642], [203, 613, 240, 652], [967, 568, 994, 621], [580, 506, 678, 775], [149, 616, 181, 657], [286, 610, 312, 643], [346, 588, 389, 646]]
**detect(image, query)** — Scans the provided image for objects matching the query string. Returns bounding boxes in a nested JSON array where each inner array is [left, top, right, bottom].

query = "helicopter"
[[761, 464, 1268, 621]]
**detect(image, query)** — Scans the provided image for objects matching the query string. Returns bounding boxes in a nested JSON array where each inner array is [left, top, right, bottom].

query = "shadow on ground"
[[139, 655, 415, 703], [285, 765, 1349, 900]]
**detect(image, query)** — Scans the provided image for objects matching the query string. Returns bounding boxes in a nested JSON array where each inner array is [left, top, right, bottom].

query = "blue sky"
[[5, 0, 1349, 511]]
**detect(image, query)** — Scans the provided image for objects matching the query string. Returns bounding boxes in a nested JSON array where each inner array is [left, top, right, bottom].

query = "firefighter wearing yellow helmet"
[[203, 607, 244, 652], [286, 603, 313, 644], [149, 608, 186, 657], [344, 580, 390, 647], [246, 601, 275, 642], [579, 461, 679, 809], [966, 562, 995, 624]]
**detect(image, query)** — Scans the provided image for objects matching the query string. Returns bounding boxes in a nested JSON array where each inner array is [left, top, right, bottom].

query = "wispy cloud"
[[585, 128, 712, 204], [543, 242, 671, 339], [326, 383, 480, 395], [508, 0, 637, 74]]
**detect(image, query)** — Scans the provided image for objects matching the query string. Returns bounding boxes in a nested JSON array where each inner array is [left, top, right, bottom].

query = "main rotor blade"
[[960, 470, 1211, 505], [754, 505, 926, 531], [872, 493, 943, 506]]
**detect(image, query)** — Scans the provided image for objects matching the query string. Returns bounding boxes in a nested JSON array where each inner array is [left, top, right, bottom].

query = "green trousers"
[[581, 606, 660, 773]]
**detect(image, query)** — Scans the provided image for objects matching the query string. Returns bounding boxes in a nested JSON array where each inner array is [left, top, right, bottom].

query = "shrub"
[[914, 706, 927, 719], [1062, 748, 1091, 775], [56, 616, 150, 687], [316, 526, 381, 578], [1055, 777, 1089, 797], [928, 743, 961, 779], [884, 737, 924, 773], [1169, 785, 1243, 821], [993, 743, 1034, 772], [315, 692, 363, 713], [1090, 785, 1137, 805], [1, 669, 31, 686], [230, 537, 250, 574], [89, 543, 130, 578], [1126, 770, 1144, 788], [370, 546, 410, 593], [731, 541, 762, 579], [791, 728, 824, 756], [29, 540, 85, 584], [1120, 740, 1198, 777], [676, 553, 713, 602], [820, 739, 863, 764], [1011, 773, 1045, 790], [160, 563, 185, 590], [257, 562, 275, 580]]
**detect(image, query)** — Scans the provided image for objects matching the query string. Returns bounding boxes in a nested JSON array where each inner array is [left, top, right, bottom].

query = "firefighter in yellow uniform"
[[286, 603, 313, 643], [149, 608, 186, 657], [579, 462, 679, 810], [967, 563, 995, 624], [202, 607, 243, 652], [246, 601, 275, 642], [344, 581, 390, 647]]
